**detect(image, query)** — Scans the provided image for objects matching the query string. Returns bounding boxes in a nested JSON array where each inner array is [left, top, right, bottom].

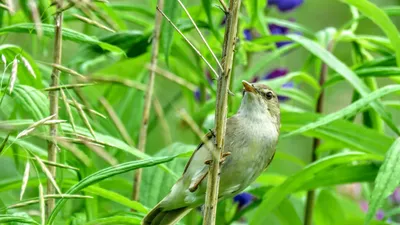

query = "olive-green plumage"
[[142, 81, 280, 225]]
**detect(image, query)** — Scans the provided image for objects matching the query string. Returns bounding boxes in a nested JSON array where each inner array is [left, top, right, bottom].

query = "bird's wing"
[[182, 130, 215, 174]]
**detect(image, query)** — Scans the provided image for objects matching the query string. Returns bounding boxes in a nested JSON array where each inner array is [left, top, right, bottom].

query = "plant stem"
[[202, 1, 242, 224], [46, 0, 63, 219], [304, 41, 334, 225], [132, 0, 164, 202]]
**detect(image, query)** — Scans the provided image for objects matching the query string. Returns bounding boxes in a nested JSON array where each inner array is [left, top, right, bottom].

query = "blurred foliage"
[[0, 0, 400, 225]]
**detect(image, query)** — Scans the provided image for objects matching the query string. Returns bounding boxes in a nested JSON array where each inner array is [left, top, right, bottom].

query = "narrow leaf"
[[283, 85, 400, 138], [341, 0, 400, 67], [34, 155, 62, 196], [365, 138, 400, 225], [161, 0, 181, 65], [0, 23, 124, 53], [20, 161, 30, 200], [39, 183, 44, 225], [288, 34, 400, 135], [47, 155, 184, 224]]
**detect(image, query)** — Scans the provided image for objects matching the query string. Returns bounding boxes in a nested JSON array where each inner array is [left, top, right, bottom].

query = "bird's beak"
[[242, 80, 256, 93]]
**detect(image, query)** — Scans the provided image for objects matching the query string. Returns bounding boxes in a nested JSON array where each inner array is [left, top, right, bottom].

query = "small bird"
[[142, 80, 280, 225]]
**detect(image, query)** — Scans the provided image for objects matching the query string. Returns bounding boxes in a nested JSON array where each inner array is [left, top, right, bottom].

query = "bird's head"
[[239, 80, 280, 124]]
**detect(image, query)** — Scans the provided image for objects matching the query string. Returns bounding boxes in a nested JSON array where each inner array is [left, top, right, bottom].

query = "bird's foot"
[[204, 152, 231, 165]]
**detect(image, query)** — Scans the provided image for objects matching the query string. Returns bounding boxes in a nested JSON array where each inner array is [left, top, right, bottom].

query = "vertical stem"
[[202, 1, 241, 225], [46, 0, 63, 219], [132, 0, 164, 202], [304, 41, 333, 225]]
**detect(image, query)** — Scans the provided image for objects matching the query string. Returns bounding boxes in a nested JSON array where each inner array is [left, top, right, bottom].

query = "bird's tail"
[[141, 202, 192, 225]]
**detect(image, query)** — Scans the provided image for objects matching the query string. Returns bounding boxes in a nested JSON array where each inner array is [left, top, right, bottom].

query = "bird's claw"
[[204, 152, 231, 165]]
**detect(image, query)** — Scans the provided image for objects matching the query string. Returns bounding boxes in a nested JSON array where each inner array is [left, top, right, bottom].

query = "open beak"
[[242, 80, 256, 93]]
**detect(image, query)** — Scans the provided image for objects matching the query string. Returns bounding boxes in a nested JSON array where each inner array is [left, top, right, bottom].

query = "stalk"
[[202, 0, 242, 224], [46, 0, 63, 219], [132, 0, 164, 201], [304, 41, 334, 225]]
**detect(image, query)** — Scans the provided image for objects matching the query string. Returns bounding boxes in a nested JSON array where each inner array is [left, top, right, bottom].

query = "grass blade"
[[282, 85, 400, 138], [47, 155, 182, 224], [20, 161, 30, 200], [365, 138, 400, 225], [34, 155, 62, 196], [288, 34, 400, 135], [342, 0, 400, 67]]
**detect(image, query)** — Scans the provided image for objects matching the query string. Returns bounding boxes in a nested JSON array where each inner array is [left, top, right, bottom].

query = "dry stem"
[[132, 0, 164, 202], [156, 7, 219, 79], [203, 0, 242, 224], [46, 0, 63, 219], [304, 41, 334, 225]]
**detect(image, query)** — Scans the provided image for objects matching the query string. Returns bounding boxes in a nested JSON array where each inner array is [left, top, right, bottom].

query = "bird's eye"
[[263, 91, 274, 100]]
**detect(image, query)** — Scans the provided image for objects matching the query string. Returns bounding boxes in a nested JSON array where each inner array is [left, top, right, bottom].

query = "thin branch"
[[132, 0, 164, 202], [72, 14, 115, 33], [177, 0, 223, 72], [79, 76, 146, 91], [99, 97, 135, 146], [41, 62, 85, 78], [147, 65, 197, 92], [46, 0, 63, 218], [203, 0, 242, 224], [156, 7, 219, 79], [304, 40, 334, 225], [219, 0, 228, 13], [153, 97, 172, 145], [64, 98, 106, 119], [43, 83, 94, 91]]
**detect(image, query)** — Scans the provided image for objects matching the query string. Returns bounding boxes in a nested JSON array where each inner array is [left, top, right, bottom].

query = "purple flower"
[[360, 201, 368, 213], [268, 0, 304, 12], [244, 29, 253, 41], [233, 192, 254, 209], [391, 188, 400, 203], [268, 24, 293, 48], [376, 210, 385, 220], [263, 68, 288, 80]]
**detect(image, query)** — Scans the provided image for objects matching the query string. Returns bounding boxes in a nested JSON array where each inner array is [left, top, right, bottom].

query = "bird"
[[142, 80, 281, 225]]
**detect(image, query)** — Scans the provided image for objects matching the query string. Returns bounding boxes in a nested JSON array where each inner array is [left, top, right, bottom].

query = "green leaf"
[[62, 180, 148, 213], [47, 156, 183, 224], [0, 23, 124, 54], [250, 152, 378, 225], [274, 198, 303, 225], [282, 85, 400, 138], [61, 124, 182, 178], [9, 85, 49, 121], [0, 44, 42, 88], [287, 34, 400, 135], [365, 138, 400, 225], [140, 143, 195, 207], [314, 190, 345, 225], [341, 0, 400, 67], [281, 112, 394, 155], [201, 0, 220, 40], [325, 67, 400, 87], [278, 88, 315, 109], [0, 176, 146, 213], [0, 214, 39, 225], [162, 0, 181, 65], [300, 163, 379, 191], [83, 216, 141, 225]]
